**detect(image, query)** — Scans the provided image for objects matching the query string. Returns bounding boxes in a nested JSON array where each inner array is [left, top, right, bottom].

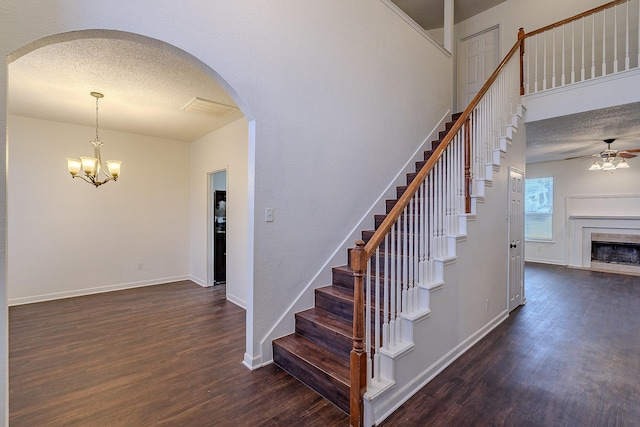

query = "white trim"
[[8, 275, 190, 306], [225, 292, 246, 309], [190, 275, 207, 287]]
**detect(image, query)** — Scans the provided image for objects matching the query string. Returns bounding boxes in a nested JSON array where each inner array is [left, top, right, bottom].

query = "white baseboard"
[[524, 257, 565, 265], [8, 275, 190, 306], [242, 352, 272, 370], [190, 275, 208, 287]]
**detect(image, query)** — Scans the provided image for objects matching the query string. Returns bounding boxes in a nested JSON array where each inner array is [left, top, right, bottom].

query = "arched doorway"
[[5, 28, 255, 414]]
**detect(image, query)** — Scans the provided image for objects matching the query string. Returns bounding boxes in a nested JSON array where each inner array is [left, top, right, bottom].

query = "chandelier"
[[66, 92, 122, 187]]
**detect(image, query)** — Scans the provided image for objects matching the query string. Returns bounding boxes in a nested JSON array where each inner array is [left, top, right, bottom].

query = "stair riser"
[[295, 314, 351, 362], [273, 343, 350, 414], [315, 289, 353, 321], [332, 267, 354, 289]]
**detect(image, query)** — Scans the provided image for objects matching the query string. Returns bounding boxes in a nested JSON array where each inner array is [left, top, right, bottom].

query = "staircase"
[[272, 112, 462, 413]]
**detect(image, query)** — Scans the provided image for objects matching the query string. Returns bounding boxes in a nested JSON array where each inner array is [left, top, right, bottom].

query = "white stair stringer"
[[362, 107, 524, 427]]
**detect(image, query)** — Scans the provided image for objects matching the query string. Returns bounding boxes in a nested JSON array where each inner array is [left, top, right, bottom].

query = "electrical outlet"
[[137, 262, 144, 270]]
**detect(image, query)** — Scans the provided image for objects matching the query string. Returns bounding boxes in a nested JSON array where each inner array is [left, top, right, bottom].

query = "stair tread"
[[273, 334, 350, 385]]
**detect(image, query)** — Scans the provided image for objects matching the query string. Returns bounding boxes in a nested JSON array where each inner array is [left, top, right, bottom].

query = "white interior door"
[[458, 26, 499, 110], [508, 168, 524, 312]]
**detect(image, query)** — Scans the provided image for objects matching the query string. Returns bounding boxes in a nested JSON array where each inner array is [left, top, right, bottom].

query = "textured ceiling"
[[526, 102, 640, 164], [8, 38, 242, 142]]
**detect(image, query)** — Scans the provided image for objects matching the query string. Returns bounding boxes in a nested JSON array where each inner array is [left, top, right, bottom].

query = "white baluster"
[[407, 197, 414, 313], [592, 14, 596, 78], [366, 258, 372, 386], [374, 247, 380, 382], [389, 223, 396, 347], [581, 17, 586, 81], [603, 9, 607, 76], [419, 179, 426, 286], [383, 234, 389, 350], [413, 192, 419, 312], [625, 0, 630, 70], [614, 3, 618, 73], [534, 34, 539, 92], [572, 21, 577, 83], [401, 208, 408, 314], [543, 31, 548, 89], [552, 29, 557, 89], [429, 172, 435, 281]]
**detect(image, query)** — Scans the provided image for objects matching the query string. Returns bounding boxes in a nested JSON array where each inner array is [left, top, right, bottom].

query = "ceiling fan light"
[[589, 162, 602, 171], [602, 161, 615, 171], [616, 159, 630, 169]]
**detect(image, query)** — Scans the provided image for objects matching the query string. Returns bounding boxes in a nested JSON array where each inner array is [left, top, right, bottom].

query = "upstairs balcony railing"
[[522, 0, 639, 95]]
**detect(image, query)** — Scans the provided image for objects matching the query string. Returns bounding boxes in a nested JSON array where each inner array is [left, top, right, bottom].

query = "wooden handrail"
[[525, 0, 627, 38]]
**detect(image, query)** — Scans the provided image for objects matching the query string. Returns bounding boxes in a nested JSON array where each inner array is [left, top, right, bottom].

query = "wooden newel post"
[[518, 27, 525, 95], [350, 240, 367, 427]]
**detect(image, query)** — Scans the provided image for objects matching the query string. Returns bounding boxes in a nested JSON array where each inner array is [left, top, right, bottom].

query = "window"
[[525, 177, 553, 241]]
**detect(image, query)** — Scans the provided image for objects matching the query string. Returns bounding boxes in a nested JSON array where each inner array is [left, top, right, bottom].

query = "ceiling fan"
[[566, 138, 640, 170]]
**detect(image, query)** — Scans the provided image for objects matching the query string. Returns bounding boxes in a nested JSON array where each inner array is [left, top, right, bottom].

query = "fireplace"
[[590, 232, 640, 274]]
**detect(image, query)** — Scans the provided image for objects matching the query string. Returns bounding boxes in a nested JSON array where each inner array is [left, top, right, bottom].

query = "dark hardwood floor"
[[9, 263, 640, 426], [381, 263, 640, 426], [9, 282, 348, 426]]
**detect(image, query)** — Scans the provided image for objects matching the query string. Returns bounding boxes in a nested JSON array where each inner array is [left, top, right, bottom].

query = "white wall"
[[525, 158, 640, 265], [7, 115, 190, 304], [189, 118, 249, 307]]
